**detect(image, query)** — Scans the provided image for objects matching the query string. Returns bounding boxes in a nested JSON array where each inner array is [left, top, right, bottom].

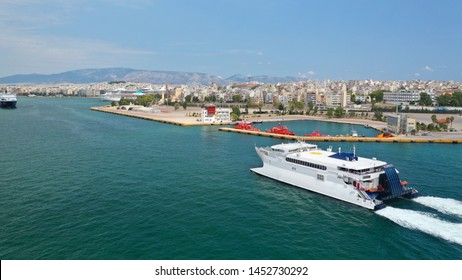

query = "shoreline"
[[91, 105, 462, 143]]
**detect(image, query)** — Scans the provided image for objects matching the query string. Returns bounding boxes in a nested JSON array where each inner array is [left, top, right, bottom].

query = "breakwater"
[[90, 106, 231, 126], [219, 127, 462, 144]]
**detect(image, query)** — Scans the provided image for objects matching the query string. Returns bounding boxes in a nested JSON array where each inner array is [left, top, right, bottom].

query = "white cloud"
[[0, 28, 156, 75], [298, 70, 316, 78], [414, 73, 421, 77], [423, 66, 434, 71]]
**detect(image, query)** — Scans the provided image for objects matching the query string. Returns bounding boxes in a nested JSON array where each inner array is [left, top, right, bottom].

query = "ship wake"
[[413, 196, 462, 218], [376, 205, 462, 246]]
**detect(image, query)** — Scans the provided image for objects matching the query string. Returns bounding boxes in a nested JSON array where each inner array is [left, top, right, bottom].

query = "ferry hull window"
[[286, 157, 327, 171]]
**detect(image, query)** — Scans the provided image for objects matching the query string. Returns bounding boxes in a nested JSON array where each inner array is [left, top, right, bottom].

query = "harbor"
[[2, 98, 462, 261], [91, 105, 462, 144]]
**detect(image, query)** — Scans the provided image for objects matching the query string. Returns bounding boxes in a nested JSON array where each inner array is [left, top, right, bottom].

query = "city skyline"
[[1, 0, 461, 81]]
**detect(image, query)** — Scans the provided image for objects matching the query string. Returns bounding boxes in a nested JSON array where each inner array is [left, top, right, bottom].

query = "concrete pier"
[[219, 127, 462, 144]]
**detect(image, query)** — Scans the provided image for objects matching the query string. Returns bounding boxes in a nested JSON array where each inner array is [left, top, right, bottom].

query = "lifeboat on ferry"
[[265, 123, 295, 135], [233, 121, 260, 131]]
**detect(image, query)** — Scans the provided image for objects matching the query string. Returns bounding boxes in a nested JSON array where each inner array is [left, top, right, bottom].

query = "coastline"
[[91, 105, 462, 143]]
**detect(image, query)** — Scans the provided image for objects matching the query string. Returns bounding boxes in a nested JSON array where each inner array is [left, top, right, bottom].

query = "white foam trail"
[[414, 196, 462, 218], [376, 207, 462, 245]]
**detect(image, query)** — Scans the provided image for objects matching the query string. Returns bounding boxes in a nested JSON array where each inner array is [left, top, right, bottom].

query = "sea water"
[[1, 98, 461, 259]]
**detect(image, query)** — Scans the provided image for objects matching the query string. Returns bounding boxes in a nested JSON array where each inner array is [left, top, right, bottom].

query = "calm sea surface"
[[1, 98, 461, 259]]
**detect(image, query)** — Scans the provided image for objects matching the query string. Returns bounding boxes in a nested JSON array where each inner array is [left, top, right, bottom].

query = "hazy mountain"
[[0, 68, 304, 85], [0, 68, 225, 85], [227, 74, 303, 84]]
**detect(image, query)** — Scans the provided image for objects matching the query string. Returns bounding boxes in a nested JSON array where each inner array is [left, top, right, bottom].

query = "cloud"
[[224, 49, 264, 56], [414, 73, 421, 77], [423, 66, 434, 71], [0, 28, 156, 75], [298, 70, 316, 78]]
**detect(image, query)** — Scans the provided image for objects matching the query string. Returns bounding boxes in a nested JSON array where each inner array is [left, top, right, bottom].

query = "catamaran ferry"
[[251, 141, 419, 210]]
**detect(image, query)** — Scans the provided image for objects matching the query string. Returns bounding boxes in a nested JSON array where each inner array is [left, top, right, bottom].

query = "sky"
[[0, 0, 461, 81]]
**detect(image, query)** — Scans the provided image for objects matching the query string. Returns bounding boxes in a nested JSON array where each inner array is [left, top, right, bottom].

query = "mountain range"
[[0, 68, 304, 85]]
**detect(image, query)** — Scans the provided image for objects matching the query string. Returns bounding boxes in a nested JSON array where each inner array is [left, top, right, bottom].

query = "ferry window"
[[317, 174, 324, 181]]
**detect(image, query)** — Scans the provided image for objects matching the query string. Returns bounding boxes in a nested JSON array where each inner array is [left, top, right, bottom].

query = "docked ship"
[[265, 123, 295, 135], [100, 88, 145, 102], [251, 141, 418, 210], [234, 121, 260, 131], [0, 93, 17, 108]]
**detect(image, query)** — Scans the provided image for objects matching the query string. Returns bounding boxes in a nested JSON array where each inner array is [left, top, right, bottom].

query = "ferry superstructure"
[[251, 142, 418, 210]]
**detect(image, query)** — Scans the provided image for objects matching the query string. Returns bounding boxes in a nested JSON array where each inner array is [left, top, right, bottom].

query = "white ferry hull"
[[251, 165, 380, 210], [252, 142, 419, 210]]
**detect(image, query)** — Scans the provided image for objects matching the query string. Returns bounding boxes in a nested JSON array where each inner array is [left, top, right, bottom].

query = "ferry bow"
[[251, 141, 419, 210]]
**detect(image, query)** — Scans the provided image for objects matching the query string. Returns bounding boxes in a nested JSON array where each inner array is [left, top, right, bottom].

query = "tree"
[[119, 97, 131, 106], [257, 101, 264, 112], [184, 95, 192, 103], [278, 103, 285, 112], [182, 102, 188, 110], [327, 108, 334, 118], [369, 90, 385, 103], [135, 94, 155, 107], [431, 114, 437, 124], [174, 103, 180, 111], [334, 107, 345, 118], [448, 116, 455, 129], [232, 94, 243, 103], [419, 92, 433, 106], [373, 110, 383, 121], [231, 106, 241, 121]]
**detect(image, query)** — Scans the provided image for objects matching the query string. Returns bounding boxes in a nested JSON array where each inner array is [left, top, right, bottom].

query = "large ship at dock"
[[251, 141, 419, 210]]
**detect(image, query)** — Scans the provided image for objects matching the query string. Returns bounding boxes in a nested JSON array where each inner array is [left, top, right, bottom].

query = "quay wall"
[[219, 128, 462, 144]]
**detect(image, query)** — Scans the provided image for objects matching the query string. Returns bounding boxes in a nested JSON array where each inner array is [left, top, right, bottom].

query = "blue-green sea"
[[1, 98, 461, 260]]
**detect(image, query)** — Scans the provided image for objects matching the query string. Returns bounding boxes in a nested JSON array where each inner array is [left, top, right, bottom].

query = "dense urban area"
[[3, 80, 462, 111]]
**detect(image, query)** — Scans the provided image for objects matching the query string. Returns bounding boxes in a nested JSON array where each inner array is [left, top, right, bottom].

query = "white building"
[[201, 104, 231, 123]]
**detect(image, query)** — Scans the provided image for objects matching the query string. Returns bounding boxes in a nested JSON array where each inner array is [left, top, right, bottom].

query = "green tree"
[[231, 106, 241, 116], [232, 94, 243, 103], [334, 107, 345, 118], [431, 114, 437, 124], [449, 116, 455, 129], [373, 110, 383, 121], [182, 102, 188, 110], [135, 94, 155, 107], [419, 92, 433, 106], [174, 103, 180, 110], [369, 90, 385, 103], [313, 106, 318, 115], [184, 95, 192, 103], [119, 97, 131, 106], [327, 108, 334, 118], [231, 106, 241, 121]]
